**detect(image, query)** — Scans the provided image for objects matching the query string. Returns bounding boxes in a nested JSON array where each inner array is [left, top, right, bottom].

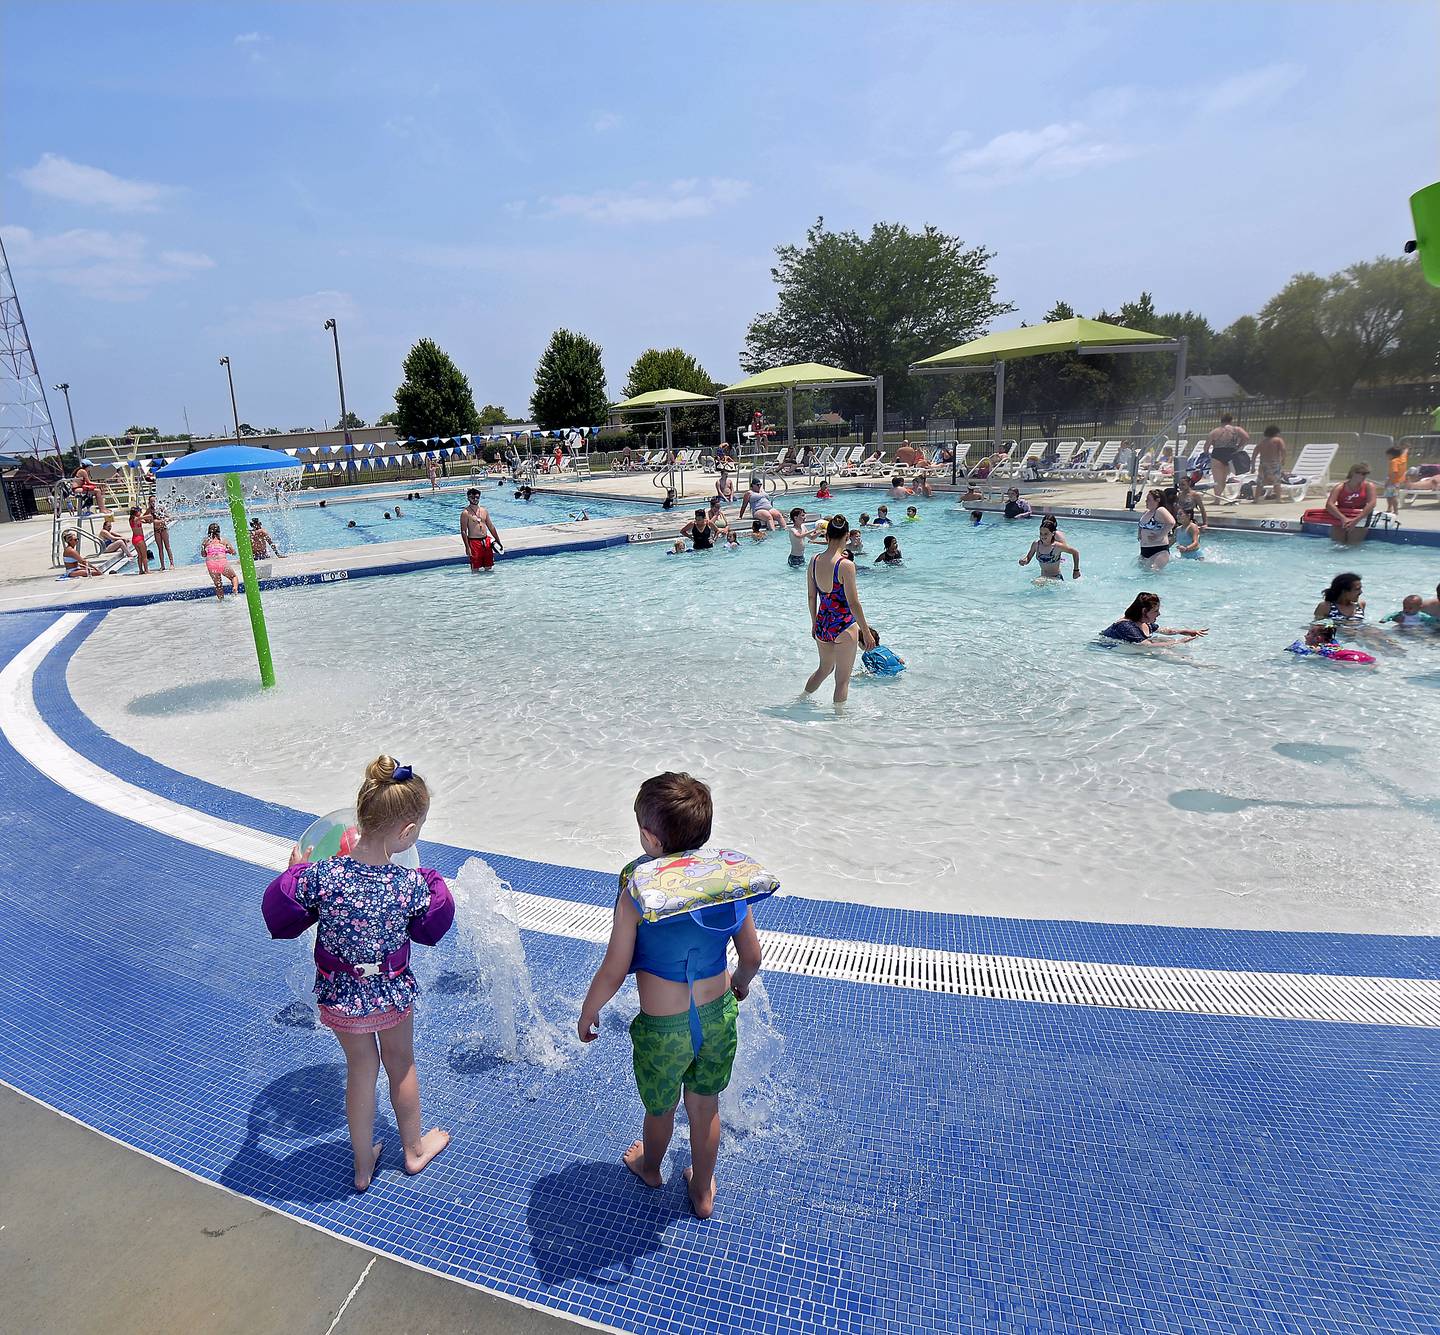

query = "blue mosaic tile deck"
[[3, 609, 1439, 1333]]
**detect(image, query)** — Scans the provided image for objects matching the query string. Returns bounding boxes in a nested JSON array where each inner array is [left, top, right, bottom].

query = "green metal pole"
[[225, 471, 276, 688]]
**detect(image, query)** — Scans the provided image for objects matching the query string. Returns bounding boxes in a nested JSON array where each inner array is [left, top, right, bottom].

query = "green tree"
[[742, 217, 1012, 415], [392, 338, 482, 438], [1211, 316, 1266, 392], [377, 410, 400, 427], [623, 347, 718, 400], [623, 347, 719, 440], [1254, 257, 1440, 399], [530, 329, 609, 429], [339, 410, 366, 430], [477, 403, 511, 428]]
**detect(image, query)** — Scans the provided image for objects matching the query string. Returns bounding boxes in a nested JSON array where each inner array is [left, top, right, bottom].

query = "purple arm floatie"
[[262, 863, 318, 939], [408, 868, 455, 945]]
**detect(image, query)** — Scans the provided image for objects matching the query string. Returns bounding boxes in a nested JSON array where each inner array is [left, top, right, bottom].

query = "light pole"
[[52, 382, 79, 455], [219, 356, 242, 442], [324, 318, 356, 482]]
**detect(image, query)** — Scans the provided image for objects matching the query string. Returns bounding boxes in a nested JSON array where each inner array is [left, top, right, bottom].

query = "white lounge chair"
[[1216, 442, 1338, 504], [837, 446, 865, 474]]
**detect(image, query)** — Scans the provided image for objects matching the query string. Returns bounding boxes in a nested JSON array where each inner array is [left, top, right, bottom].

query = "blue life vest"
[[629, 899, 749, 1053], [862, 644, 905, 676]]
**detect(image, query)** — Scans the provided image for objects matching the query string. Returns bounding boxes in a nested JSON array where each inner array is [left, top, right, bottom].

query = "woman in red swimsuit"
[[804, 515, 877, 707], [1324, 463, 1376, 546]]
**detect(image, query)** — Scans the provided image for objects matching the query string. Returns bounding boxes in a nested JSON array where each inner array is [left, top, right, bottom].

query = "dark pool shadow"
[[432, 968, 480, 996], [126, 677, 260, 716], [447, 1038, 506, 1075], [527, 1160, 687, 1286], [271, 1000, 318, 1030], [1404, 672, 1440, 689], [1168, 788, 1384, 815], [219, 1062, 385, 1205], [1272, 742, 1361, 764]]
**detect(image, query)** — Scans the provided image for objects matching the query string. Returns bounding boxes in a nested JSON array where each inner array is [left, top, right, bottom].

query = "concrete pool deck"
[[1, 606, 1438, 1332]]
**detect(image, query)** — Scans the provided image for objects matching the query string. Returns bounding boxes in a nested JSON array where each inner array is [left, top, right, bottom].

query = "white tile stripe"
[[5, 614, 1440, 1027]]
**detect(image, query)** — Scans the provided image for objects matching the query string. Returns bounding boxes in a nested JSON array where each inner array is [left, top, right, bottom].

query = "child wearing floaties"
[[579, 773, 764, 1220], [1381, 595, 1437, 628], [263, 756, 455, 1192], [861, 625, 906, 676]]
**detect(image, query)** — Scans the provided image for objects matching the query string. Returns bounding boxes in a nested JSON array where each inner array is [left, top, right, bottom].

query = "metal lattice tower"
[[0, 232, 61, 459]]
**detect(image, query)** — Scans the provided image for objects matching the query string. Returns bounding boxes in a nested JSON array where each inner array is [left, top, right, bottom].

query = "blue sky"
[[3, 1, 1435, 438]]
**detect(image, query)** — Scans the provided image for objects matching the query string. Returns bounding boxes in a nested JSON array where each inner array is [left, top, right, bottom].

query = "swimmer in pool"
[[904, 506, 920, 522], [872, 505, 892, 527], [1380, 595, 1437, 629], [960, 483, 985, 504], [970, 510, 983, 526], [1018, 516, 1080, 580], [873, 535, 903, 565], [786, 507, 809, 568]]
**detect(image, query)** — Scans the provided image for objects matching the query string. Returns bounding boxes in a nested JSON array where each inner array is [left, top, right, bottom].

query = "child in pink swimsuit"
[[202, 522, 239, 601]]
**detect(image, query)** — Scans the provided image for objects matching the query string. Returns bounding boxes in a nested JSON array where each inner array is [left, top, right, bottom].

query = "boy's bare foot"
[[622, 1141, 663, 1188], [684, 1166, 716, 1219], [403, 1128, 450, 1175], [354, 1140, 383, 1192]]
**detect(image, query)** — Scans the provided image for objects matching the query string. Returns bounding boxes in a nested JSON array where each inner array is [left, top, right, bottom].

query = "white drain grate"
[[6, 616, 1438, 1032], [754, 929, 1440, 1028], [508, 893, 1440, 1029]]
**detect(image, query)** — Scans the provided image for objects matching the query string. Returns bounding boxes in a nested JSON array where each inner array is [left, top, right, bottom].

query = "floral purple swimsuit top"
[[263, 856, 454, 1019]]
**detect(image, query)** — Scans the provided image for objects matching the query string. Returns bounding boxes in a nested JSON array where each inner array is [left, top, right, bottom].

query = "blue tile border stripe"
[[1, 607, 1438, 1335], [39, 609, 1440, 981]]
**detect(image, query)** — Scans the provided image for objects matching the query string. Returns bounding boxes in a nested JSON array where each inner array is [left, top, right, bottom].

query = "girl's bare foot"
[[403, 1127, 450, 1175], [684, 1166, 716, 1219], [354, 1140, 383, 1192], [622, 1141, 663, 1188]]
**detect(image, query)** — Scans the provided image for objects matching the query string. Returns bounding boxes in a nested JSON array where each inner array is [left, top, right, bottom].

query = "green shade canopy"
[[612, 387, 718, 410], [913, 317, 1169, 368], [720, 362, 872, 394]]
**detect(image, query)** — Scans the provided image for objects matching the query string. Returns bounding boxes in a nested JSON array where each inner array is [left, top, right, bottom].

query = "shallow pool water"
[[162, 481, 649, 565], [71, 502, 1440, 934]]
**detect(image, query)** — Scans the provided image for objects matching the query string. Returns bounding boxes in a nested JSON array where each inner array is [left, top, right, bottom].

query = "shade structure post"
[[1174, 334, 1189, 447], [225, 471, 276, 688], [717, 396, 726, 454], [785, 386, 795, 451], [993, 362, 1006, 451], [875, 374, 884, 453]]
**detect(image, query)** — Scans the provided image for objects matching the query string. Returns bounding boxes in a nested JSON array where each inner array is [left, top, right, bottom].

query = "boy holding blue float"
[[579, 773, 768, 1220]]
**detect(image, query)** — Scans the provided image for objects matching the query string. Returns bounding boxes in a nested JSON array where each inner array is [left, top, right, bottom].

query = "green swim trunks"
[[629, 992, 739, 1116]]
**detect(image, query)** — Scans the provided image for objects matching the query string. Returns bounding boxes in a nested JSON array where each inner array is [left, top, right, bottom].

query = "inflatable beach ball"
[[296, 808, 420, 869]]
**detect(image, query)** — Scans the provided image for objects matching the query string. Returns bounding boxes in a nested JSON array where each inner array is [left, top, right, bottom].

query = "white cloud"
[[0, 226, 215, 301], [218, 290, 358, 335], [14, 153, 174, 213], [590, 111, 623, 133], [943, 122, 1132, 184], [1199, 62, 1304, 115], [535, 178, 752, 225], [159, 250, 217, 271], [233, 31, 268, 45]]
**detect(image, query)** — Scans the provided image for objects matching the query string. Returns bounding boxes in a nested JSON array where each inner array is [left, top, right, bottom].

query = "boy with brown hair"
[[578, 772, 763, 1219]]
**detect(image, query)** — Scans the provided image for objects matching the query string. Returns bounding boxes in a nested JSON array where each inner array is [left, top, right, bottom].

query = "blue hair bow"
[[392, 763, 413, 782]]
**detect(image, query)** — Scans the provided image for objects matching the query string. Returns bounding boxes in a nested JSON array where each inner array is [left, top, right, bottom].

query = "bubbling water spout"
[[449, 856, 572, 1070], [723, 976, 789, 1137]]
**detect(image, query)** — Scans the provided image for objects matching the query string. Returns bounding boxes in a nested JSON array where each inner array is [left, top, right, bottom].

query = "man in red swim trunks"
[[460, 488, 503, 572]]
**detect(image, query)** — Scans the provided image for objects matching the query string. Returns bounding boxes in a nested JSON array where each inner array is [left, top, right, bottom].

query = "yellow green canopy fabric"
[[913, 318, 1169, 368], [612, 387, 717, 410], [720, 362, 871, 394]]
